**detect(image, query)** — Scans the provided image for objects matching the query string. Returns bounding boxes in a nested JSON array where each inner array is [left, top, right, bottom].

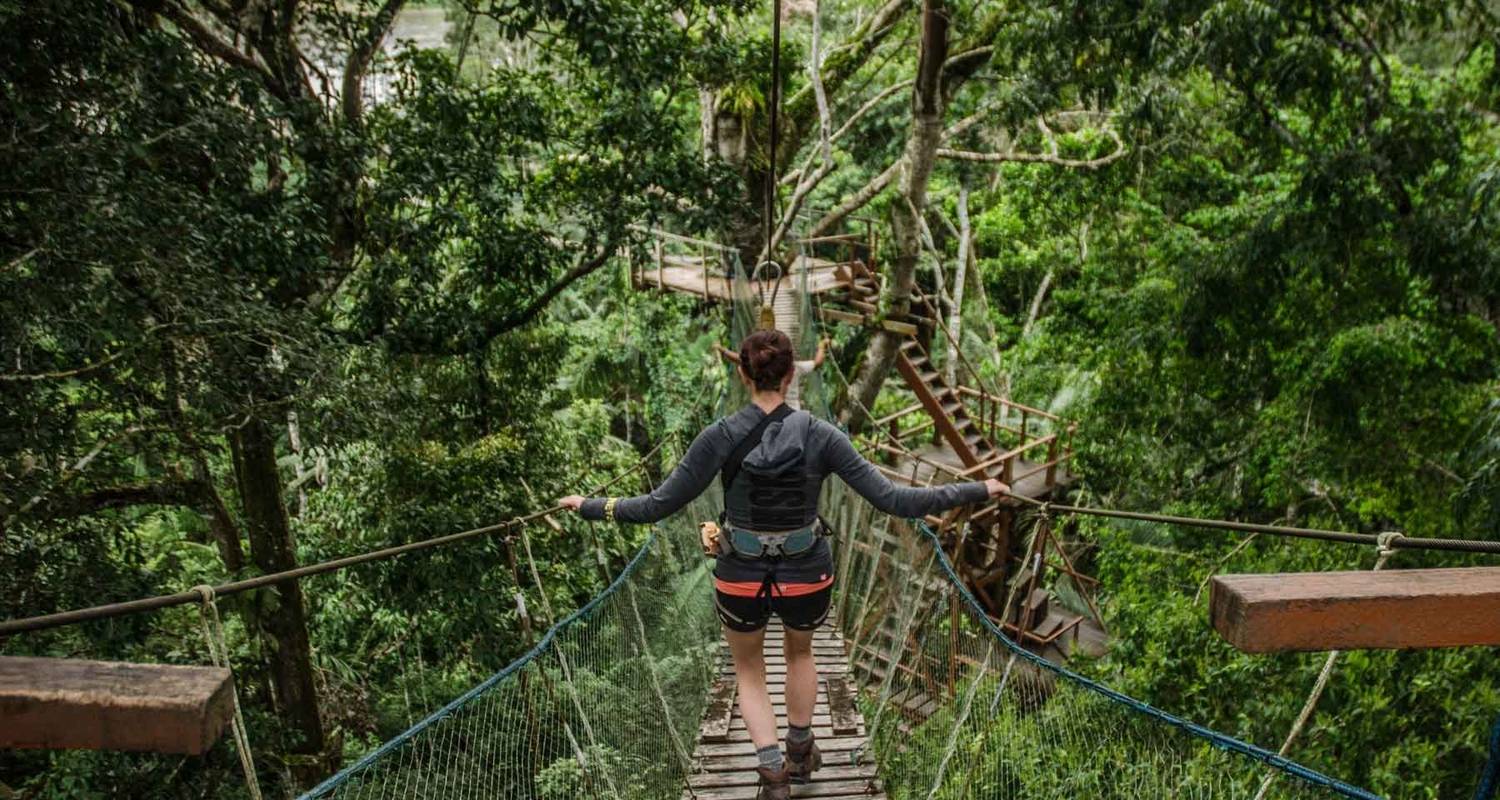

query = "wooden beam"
[[0, 656, 235, 754], [1210, 567, 1500, 653]]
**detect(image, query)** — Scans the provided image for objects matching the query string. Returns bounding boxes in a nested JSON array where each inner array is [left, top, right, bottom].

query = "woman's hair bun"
[[738, 329, 796, 391]]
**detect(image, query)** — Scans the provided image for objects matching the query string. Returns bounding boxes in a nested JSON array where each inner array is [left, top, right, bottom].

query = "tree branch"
[[152, 2, 292, 105], [780, 78, 913, 187], [0, 351, 124, 382], [780, 0, 909, 161], [31, 480, 204, 521], [807, 107, 988, 238], [807, 159, 901, 239], [342, 0, 407, 125], [937, 123, 1127, 169], [490, 240, 618, 336]]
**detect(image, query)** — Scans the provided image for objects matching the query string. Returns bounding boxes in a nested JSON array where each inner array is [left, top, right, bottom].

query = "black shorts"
[[714, 583, 833, 633]]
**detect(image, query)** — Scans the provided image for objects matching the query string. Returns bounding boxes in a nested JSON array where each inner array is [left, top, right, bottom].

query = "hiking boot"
[[785, 732, 822, 784], [755, 765, 791, 800]]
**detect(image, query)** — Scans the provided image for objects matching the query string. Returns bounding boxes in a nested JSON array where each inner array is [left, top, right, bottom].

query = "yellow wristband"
[[603, 497, 618, 523]]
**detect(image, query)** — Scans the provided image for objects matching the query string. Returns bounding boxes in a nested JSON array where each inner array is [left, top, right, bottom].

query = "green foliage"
[[3, 0, 1498, 795]]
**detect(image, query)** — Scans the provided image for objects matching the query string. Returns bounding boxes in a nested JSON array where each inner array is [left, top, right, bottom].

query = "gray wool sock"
[[787, 724, 813, 745], [756, 744, 784, 772]]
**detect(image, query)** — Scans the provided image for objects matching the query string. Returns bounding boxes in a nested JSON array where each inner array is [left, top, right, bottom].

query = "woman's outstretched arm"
[[825, 425, 1005, 516], [558, 423, 730, 524]]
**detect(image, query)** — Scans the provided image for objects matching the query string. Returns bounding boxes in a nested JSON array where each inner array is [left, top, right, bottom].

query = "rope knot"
[[1376, 531, 1405, 556], [190, 584, 216, 606]]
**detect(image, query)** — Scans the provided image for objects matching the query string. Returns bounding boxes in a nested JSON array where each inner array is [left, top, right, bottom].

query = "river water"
[[387, 6, 452, 52]]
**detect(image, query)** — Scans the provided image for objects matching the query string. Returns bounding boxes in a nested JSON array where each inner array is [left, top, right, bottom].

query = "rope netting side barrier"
[[300, 491, 724, 800], [1477, 712, 1500, 800], [822, 483, 1382, 800]]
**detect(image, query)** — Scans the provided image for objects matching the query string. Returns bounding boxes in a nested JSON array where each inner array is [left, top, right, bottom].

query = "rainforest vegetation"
[[2, 0, 1498, 797]]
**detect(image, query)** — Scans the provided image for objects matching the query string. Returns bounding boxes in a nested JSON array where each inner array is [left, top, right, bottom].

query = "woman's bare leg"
[[782, 627, 818, 728], [725, 625, 778, 749]]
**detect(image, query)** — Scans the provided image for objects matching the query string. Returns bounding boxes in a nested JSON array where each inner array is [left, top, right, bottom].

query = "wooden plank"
[[877, 318, 920, 336], [0, 656, 234, 755], [688, 778, 883, 799], [725, 722, 840, 739], [688, 763, 878, 788], [720, 664, 847, 677], [825, 675, 859, 736], [696, 736, 867, 758], [817, 307, 866, 326], [700, 676, 738, 743], [1211, 567, 1500, 653]]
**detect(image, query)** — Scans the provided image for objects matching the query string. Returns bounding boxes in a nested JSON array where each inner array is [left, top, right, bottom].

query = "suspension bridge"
[[3, 229, 1500, 799]]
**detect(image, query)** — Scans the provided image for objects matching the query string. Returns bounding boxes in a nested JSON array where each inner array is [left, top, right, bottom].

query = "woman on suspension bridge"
[[559, 329, 1008, 800]]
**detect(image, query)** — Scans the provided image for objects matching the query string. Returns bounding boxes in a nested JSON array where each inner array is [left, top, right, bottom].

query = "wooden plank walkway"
[[684, 620, 887, 800]]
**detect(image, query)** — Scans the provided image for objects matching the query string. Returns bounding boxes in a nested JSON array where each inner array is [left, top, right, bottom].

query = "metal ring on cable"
[[753, 259, 783, 284]]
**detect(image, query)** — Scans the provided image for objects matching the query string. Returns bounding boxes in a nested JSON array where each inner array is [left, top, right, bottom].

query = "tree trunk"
[[286, 410, 308, 518], [946, 185, 970, 386], [841, 0, 949, 432], [195, 458, 245, 574], [162, 338, 245, 571], [1023, 220, 1085, 337], [699, 87, 717, 163], [711, 107, 770, 277], [230, 417, 328, 783]]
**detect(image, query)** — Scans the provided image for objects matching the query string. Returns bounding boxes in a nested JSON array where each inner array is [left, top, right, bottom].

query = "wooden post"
[[654, 236, 664, 290], [1045, 435, 1059, 486], [977, 394, 987, 442], [1211, 567, 1500, 652], [1020, 409, 1029, 445], [0, 657, 235, 755], [700, 244, 709, 300], [989, 397, 998, 445]]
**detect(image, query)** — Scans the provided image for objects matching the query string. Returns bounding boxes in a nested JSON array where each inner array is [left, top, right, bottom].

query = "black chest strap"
[[720, 404, 794, 492]]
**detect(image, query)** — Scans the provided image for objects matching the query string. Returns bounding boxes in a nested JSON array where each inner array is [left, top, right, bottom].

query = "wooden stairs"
[[893, 338, 1001, 482]]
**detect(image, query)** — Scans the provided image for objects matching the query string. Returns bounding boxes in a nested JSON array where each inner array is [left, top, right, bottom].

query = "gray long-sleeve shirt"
[[580, 403, 988, 527]]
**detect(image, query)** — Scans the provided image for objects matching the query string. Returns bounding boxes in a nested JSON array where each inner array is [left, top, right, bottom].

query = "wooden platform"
[[637, 255, 854, 303], [0, 656, 235, 755], [685, 621, 887, 799], [888, 442, 1074, 502]]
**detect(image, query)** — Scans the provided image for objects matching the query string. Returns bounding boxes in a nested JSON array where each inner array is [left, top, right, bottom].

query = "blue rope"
[[1475, 710, 1500, 800], [914, 520, 1382, 800], [298, 531, 661, 800]]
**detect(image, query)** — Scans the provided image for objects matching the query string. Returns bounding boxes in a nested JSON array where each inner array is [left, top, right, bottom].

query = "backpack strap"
[[720, 404, 794, 492]]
